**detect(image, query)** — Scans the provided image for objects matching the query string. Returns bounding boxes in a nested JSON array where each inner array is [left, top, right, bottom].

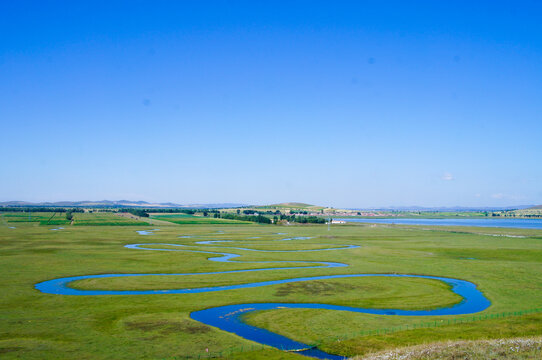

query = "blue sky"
[[1, 1, 541, 208]]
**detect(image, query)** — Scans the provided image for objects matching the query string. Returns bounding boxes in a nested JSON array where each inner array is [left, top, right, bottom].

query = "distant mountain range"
[[350, 205, 536, 211], [0, 200, 246, 209]]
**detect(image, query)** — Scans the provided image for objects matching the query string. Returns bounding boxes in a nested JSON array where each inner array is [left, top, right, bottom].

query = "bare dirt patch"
[[274, 281, 360, 297], [125, 319, 211, 335]]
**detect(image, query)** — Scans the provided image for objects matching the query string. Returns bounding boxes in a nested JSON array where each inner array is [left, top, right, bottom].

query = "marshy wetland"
[[1, 213, 542, 359]]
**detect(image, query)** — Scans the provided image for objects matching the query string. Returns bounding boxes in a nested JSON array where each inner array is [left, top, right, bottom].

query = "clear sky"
[[1, 1, 541, 208]]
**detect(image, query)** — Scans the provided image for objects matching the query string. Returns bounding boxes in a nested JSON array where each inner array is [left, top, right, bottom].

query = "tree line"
[[139, 208, 198, 214], [120, 208, 150, 218], [220, 213, 272, 224], [276, 214, 326, 224]]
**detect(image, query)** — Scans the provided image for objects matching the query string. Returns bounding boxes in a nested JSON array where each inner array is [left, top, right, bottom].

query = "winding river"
[[35, 231, 491, 359]]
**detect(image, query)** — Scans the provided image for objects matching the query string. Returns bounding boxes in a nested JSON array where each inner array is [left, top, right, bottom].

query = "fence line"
[[315, 307, 542, 346], [171, 307, 542, 359]]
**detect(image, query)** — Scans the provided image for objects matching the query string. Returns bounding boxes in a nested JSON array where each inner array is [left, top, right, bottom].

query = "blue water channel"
[[35, 231, 491, 359], [339, 217, 542, 229]]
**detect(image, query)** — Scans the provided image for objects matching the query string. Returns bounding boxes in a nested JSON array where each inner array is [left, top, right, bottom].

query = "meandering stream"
[[35, 231, 491, 359]]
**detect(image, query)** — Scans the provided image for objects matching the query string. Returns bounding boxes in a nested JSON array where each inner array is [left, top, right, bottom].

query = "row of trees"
[[491, 212, 542, 218], [141, 208, 198, 214], [238, 209, 282, 215], [220, 213, 272, 224], [120, 209, 149, 218], [277, 214, 327, 224]]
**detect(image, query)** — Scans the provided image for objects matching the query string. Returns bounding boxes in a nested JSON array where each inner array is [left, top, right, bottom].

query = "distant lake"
[[337, 218, 542, 229]]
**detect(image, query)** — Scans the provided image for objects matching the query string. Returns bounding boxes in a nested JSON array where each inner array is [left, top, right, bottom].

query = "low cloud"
[[441, 172, 454, 181], [491, 193, 504, 199]]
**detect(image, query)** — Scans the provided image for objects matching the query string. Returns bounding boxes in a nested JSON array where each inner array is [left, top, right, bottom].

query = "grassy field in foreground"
[[0, 221, 541, 359], [356, 336, 542, 359]]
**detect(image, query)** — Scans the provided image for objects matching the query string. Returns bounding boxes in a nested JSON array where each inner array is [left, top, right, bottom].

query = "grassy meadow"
[[72, 212, 150, 226], [150, 213, 252, 225], [1, 213, 542, 359], [1, 212, 72, 226]]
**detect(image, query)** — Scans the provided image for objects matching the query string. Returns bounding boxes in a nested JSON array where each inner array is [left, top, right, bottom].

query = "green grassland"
[[1, 212, 71, 225], [72, 212, 150, 226], [0, 220, 541, 359], [150, 213, 252, 224], [0, 212, 151, 227]]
